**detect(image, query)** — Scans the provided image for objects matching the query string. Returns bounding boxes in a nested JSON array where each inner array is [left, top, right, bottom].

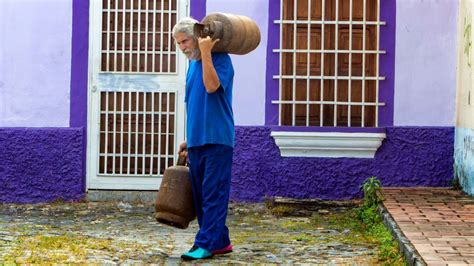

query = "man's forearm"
[[201, 52, 221, 93]]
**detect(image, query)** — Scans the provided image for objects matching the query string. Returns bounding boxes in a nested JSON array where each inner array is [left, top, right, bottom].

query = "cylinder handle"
[[193, 21, 223, 40], [177, 154, 187, 166]]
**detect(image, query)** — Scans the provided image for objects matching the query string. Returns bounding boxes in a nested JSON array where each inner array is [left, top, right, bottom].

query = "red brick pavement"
[[383, 188, 474, 265]]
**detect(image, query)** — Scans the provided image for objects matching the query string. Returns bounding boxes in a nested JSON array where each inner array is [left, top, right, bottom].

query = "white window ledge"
[[271, 131, 386, 158]]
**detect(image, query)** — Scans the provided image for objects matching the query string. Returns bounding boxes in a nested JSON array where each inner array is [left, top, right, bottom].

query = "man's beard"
[[185, 48, 201, 60]]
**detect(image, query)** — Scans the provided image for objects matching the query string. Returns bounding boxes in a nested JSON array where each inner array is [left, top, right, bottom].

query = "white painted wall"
[[0, 0, 72, 127], [394, 0, 458, 127], [206, 0, 268, 126]]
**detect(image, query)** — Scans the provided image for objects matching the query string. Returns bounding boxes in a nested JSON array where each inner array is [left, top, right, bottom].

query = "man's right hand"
[[178, 142, 188, 158]]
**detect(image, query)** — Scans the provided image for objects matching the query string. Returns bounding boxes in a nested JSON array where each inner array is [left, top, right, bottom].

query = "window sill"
[[270, 131, 386, 158]]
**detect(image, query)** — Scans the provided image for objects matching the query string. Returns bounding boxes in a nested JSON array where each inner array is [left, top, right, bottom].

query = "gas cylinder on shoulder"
[[194, 12, 261, 55]]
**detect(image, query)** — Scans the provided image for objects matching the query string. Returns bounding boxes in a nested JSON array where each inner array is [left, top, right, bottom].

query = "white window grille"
[[273, 0, 386, 127]]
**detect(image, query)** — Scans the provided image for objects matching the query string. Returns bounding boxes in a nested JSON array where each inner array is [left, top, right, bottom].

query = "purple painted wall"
[[394, 0, 458, 127], [265, 0, 280, 126], [206, 0, 268, 126], [70, 0, 89, 128], [0, 128, 85, 203], [0, 126, 454, 203], [191, 0, 206, 20], [0, 0, 87, 203], [231, 126, 454, 201], [0, 0, 72, 127], [69, 0, 89, 201]]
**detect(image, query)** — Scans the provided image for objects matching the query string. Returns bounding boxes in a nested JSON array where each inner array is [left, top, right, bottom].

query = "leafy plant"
[[361, 176, 384, 207]]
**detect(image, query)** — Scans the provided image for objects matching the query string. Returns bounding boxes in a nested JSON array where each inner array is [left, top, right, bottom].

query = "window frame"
[[265, 0, 395, 130], [265, 0, 396, 158]]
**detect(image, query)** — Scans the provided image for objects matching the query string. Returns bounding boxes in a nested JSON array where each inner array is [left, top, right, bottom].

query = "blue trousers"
[[187, 144, 233, 251]]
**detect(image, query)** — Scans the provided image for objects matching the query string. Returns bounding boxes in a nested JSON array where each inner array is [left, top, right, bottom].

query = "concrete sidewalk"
[[382, 188, 474, 266]]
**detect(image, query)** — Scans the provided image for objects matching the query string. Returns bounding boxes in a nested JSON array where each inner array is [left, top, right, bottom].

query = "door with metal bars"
[[87, 0, 187, 190]]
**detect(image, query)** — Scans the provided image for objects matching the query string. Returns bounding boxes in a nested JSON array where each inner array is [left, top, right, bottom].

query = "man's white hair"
[[172, 17, 199, 38]]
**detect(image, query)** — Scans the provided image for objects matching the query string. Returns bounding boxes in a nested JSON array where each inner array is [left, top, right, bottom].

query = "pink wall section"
[[394, 0, 458, 126], [0, 0, 72, 127], [206, 0, 269, 126]]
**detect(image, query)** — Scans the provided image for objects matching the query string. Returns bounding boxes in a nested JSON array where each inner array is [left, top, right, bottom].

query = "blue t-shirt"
[[185, 53, 235, 148]]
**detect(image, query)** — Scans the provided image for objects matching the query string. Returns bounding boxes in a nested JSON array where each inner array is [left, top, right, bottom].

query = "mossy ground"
[[262, 203, 405, 265], [0, 201, 403, 264]]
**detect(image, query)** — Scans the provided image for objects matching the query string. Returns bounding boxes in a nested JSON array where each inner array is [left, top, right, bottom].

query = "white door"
[[87, 0, 188, 190]]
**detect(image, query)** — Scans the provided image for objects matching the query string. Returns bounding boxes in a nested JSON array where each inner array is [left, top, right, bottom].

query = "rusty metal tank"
[[155, 156, 196, 229], [194, 13, 261, 55]]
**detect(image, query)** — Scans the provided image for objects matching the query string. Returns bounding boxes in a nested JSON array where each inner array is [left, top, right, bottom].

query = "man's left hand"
[[198, 36, 219, 55]]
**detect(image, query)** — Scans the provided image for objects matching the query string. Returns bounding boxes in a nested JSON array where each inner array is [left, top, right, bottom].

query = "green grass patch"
[[1, 234, 113, 263], [0, 233, 156, 264], [357, 177, 405, 265], [356, 205, 404, 265]]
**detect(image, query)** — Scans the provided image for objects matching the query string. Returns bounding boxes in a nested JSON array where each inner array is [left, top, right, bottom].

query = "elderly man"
[[172, 17, 235, 260]]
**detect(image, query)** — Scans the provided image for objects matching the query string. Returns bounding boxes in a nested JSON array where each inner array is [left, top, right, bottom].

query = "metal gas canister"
[[194, 13, 261, 55], [155, 155, 196, 229]]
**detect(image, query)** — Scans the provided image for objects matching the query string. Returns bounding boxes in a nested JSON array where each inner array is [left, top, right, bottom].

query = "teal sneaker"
[[187, 245, 198, 252], [181, 247, 213, 260]]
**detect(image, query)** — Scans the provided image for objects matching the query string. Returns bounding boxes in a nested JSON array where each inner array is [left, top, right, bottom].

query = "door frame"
[[86, 0, 189, 190]]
